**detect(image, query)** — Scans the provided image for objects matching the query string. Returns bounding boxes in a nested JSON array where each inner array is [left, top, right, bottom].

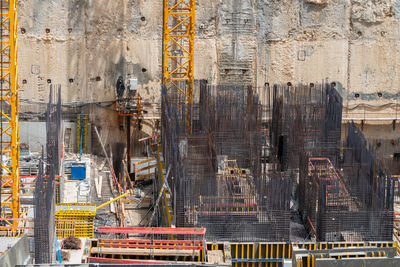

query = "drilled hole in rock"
[[47, 79, 51, 84], [141, 16, 146, 22], [21, 28, 26, 34], [22, 79, 27, 84], [96, 76, 101, 81], [355, 93, 360, 98], [142, 68, 147, 73], [45, 28, 50, 33], [69, 78, 74, 83]]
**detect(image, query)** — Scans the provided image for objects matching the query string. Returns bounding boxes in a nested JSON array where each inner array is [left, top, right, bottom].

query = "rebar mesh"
[[162, 81, 393, 242], [34, 85, 62, 263], [162, 82, 291, 242], [270, 83, 342, 171], [270, 83, 394, 242]]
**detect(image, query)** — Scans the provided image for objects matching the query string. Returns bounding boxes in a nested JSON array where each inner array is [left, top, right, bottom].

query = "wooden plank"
[[109, 198, 116, 213], [134, 158, 157, 166], [94, 172, 103, 198], [91, 247, 200, 257], [135, 173, 154, 180], [138, 134, 160, 142], [135, 164, 157, 173]]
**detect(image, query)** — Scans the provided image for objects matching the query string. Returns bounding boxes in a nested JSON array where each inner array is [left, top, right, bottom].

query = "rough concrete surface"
[[16, 0, 400, 152]]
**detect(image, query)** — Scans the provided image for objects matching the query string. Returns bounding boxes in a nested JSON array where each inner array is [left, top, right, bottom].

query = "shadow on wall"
[[332, 81, 346, 102]]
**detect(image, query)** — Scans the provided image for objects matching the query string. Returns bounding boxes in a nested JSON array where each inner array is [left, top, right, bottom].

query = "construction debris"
[[60, 250, 70, 261], [61, 237, 82, 250]]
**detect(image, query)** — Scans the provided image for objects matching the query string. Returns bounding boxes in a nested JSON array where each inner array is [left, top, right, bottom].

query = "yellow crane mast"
[[0, 0, 20, 234], [162, 0, 195, 134]]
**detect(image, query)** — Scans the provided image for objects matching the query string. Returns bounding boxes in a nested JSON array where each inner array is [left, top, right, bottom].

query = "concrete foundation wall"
[[0, 236, 30, 267], [19, 121, 85, 153], [16, 1, 400, 155]]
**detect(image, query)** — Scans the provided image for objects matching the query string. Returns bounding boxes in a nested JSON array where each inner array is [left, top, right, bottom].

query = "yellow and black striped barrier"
[[206, 241, 398, 267]]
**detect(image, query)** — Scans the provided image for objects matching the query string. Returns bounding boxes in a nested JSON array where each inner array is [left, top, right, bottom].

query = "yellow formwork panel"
[[55, 203, 95, 238], [296, 250, 389, 267], [208, 241, 399, 267]]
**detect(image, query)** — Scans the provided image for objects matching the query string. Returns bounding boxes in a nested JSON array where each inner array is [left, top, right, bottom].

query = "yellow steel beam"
[[95, 192, 130, 211], [0, 0, 19, 235], [163, 0, 195, 134]]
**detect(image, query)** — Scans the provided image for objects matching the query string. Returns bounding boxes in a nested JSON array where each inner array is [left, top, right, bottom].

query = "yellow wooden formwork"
[[55, 203, 95, 238]]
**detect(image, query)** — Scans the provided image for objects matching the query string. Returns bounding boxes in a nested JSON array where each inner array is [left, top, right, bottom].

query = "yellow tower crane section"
[[162, 0, 195, 134], [0, 0, 20, 234]]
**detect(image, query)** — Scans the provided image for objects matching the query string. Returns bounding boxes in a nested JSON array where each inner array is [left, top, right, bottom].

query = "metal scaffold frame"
[[0, 0, 20, 233], [163, 0, 195, 133]]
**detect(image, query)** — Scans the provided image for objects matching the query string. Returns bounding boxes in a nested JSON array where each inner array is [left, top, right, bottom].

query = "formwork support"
[[55, 203, 96, 238], [91, 227, 208, 263], [0, 0, 20, 234], [162, 0, 195, 133]]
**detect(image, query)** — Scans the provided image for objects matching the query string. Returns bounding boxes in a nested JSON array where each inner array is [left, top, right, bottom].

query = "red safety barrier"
[[97, 227, 206, 236], [87, 257, 168, 264]]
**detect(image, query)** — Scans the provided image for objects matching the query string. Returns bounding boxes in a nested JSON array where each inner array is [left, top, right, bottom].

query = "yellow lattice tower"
[[163, 0, 195, 134], [0, 0, 20, 234]]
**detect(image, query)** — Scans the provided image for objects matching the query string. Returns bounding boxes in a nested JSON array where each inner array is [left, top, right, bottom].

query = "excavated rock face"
[[352, 0, 394, 24], [15, 0, 400, 156]]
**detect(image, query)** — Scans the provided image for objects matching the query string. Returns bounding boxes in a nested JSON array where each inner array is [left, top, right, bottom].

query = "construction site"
[[1, 0, 400, 266]]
